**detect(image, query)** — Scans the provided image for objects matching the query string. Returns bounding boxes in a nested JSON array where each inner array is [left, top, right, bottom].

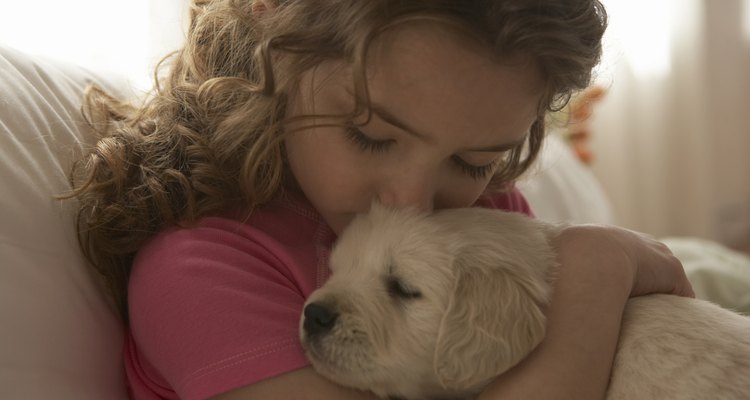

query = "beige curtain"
[[590, 0, 750, 248]]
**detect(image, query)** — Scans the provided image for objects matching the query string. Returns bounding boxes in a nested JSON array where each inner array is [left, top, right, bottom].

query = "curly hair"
[[65, 0, 607, 322]]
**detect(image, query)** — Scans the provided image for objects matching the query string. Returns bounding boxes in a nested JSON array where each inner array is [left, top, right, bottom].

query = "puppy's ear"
[[433, 250, 548, 391]]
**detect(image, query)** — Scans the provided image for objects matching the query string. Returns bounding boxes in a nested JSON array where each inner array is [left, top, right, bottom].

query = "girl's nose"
[[377, 169, 436, 212]]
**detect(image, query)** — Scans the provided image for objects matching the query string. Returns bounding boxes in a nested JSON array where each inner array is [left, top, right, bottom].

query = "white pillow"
[[518, 133, 615, 225], [0, 46, 131, 399]]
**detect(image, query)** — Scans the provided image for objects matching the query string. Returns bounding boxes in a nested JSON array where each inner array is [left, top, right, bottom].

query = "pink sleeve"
[[127, 219, 310, 400], [475, 187, 535, 217]]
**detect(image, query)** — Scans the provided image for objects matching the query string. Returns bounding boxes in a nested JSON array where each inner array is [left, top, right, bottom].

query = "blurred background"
[[591, 0, 750, 252], [0, 0, 189, 91], [1, 0, 748, 250]]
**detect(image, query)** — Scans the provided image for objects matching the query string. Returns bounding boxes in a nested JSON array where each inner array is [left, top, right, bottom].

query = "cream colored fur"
[[300, 204, 750, 400]]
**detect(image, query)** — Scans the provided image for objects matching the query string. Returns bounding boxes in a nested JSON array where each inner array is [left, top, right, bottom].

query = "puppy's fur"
[[300, 204, 750, 400]]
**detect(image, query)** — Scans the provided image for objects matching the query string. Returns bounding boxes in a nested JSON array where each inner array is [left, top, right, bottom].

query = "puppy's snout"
[[303, 302, 339, 336]]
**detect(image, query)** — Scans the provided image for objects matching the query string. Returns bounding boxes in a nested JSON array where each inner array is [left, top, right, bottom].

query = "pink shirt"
[[125, 191, 533, 400]]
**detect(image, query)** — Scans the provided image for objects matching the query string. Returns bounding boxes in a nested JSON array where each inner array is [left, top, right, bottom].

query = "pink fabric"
[[125, 190, 533, 400]]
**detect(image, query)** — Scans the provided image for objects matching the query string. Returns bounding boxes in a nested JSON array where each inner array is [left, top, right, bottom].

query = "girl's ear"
[[252, 0, 276, 16]]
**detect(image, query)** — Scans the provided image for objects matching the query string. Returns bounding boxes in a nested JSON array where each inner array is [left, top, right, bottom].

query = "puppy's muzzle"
[[303, 302, 339, 337]]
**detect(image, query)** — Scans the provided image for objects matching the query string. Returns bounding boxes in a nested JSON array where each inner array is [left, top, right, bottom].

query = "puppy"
[[299, 204, 750, 400]]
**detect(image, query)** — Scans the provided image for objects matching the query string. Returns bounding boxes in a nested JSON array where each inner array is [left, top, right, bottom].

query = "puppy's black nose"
[[303, 302, 338, 336]]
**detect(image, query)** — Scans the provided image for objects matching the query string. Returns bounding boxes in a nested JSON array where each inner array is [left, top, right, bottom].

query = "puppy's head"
[[300, 203, 555, 399]]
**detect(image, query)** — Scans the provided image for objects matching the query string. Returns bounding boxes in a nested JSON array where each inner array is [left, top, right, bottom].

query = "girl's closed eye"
[[451, 155, 499, 180], [345, 125, 394, 153], [344, 124, 500, 180]]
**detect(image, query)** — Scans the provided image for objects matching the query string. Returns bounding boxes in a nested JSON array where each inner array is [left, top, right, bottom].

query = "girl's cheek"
[[435, 178, 490, 209]]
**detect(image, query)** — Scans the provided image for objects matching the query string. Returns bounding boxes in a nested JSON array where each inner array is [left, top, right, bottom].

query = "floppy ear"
[[432, 250, 549, 391]]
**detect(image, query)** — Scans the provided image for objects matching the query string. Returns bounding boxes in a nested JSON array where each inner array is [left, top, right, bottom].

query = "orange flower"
[[562, 85, 606, 165]]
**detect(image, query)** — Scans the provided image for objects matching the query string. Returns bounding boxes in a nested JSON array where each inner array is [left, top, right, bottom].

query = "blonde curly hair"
[[66, 0, 606, 322]]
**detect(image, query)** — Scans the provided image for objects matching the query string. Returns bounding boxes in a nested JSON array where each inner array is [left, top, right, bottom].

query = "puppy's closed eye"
[[386, 275, 422, 300]]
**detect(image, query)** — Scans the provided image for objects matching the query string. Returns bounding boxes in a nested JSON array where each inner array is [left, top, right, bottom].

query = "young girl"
[[69, 0, 694, 399]]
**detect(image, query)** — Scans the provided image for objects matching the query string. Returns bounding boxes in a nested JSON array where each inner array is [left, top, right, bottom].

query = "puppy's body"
[[300, 205, 750, 400], [609, 295, 750, 399]]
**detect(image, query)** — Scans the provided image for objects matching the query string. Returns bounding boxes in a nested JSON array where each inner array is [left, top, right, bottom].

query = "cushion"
[[0, 46, 130, 399]]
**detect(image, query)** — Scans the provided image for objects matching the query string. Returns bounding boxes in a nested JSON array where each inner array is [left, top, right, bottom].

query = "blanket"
[[664, 237, 750, 315]]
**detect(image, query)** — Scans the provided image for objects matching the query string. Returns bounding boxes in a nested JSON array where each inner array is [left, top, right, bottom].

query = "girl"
[[68, 0, 694, 399]]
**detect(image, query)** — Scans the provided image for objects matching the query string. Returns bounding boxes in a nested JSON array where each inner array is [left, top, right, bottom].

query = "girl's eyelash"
[[345, 126, 394, 153], [451, 155, 498, 180], [345, 125, 498, 180]]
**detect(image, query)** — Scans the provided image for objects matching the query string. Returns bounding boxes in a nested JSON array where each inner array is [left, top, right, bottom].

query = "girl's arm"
[[478, 224, 694, 400], [210, 366, 382, 400]]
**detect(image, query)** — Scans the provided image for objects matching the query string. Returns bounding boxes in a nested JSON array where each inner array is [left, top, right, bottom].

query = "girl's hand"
[[553, 224, 695, 299]]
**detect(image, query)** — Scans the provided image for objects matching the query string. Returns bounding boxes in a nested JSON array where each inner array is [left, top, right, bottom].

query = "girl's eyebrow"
[[369, 102, 526, 153], [369, 102, 431, 141], [344, 86, 432, 140]]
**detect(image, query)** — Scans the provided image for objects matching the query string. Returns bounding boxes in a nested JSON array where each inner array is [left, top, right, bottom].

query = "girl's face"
[[285, 23, 543, 234]]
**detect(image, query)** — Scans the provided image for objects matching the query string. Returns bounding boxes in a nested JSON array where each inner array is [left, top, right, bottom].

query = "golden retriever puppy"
[[300, 204, 750, 400]]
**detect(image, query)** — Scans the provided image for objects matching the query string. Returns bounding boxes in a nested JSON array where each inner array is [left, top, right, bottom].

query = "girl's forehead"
[[375, 25, 541, 143], [366, 22, 542, 91], [295, 22, 543, 146], [302, 21, 541, 94]]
